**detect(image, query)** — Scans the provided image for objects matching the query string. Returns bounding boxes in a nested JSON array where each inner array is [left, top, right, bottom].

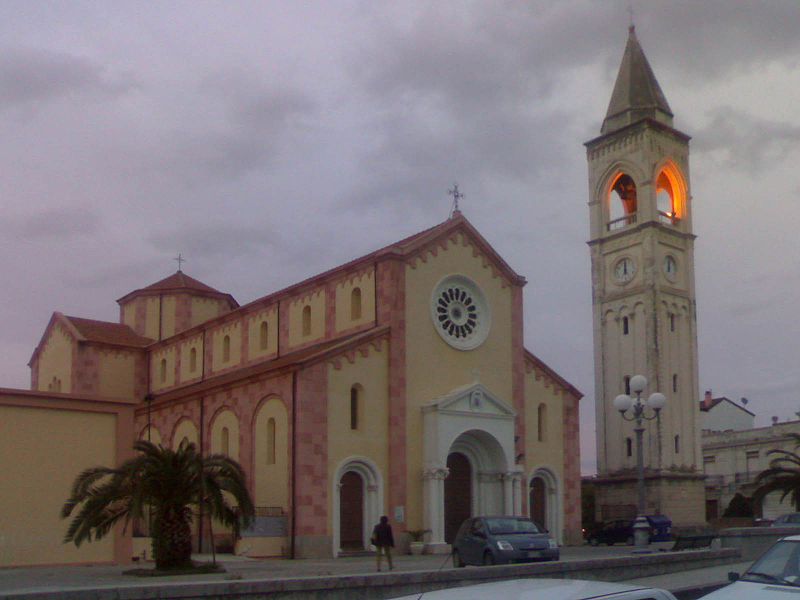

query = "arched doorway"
[[339, 471, 364, 549], [529, 477, 546, 530], [444, 452, 472, 543]]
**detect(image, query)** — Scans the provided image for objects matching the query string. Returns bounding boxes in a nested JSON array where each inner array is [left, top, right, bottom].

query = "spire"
[[601, 26, 673, 134]]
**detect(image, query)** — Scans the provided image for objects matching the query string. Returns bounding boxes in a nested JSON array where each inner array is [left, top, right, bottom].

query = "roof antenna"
[[174, 253, 186, 272], [627, 3, 635, 31], [448, 183, 464, 218]]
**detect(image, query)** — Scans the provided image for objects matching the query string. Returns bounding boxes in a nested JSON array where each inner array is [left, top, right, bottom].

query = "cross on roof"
[[174, 253, 186, 271], [448, 183, 464, 216]]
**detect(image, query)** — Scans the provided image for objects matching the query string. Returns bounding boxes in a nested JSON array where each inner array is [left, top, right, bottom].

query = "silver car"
[[389, 578, 677, 600]]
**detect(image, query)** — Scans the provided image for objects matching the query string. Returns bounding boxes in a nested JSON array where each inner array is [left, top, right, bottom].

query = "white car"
[[700, 534, 800, 598], [389, 578, 677, 600]]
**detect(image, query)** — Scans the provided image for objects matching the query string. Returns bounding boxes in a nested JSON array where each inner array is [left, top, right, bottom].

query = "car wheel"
[[483, 551, 495, 566], [626, 535, 634, 545], [589, 537, 599, 547], [452, 550, 465, 568]]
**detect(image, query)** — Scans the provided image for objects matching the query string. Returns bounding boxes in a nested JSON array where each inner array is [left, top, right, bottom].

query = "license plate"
[[526, 551, 542, 558]]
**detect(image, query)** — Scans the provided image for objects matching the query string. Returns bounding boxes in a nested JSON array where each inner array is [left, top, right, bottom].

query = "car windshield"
[[485, 518, 541, 535], [742, 540, 800, 586]]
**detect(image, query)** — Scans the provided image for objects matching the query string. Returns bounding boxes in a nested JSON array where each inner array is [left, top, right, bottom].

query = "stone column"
[[423, 467, 449, 551]]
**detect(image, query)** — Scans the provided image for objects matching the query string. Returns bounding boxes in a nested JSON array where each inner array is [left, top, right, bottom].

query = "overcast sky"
[[1, 1, 799, 474]]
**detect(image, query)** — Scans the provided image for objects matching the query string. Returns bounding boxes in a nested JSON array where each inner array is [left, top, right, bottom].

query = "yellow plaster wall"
[[335, 270, 375, 332], [247, 308, 278, 361], [150, 346, 176, 391], [0, 405, 116, 566], [172, 419, 198, 449], [211, 323, 242, 372], [192, 297, 224, 328], [97, 351, 136, 398], [404, 234, 514, 525], [36, 325, 73, 393], [288, 290, 326, 347], [160, 296, 177, 338], [523, 369, 565, 479], [122, 303, 136, 331], [327, 341, 390, 516], [210, 409, 240, 460], [253, 397, 289, 508], [179, 335, 204, 382], [143, 297, 161, 340]]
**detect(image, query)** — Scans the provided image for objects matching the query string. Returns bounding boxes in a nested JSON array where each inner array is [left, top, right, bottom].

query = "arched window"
[[350, 385, 361, 430], [626, 437, 633, 457], [655, 165, 685, 225], [351, 287, 362, 321], [670, 313, 676, 332], [302, 305, 311, 337], [537, 403, 547, 442], [608, 173, 637, 230], [622, 316, 629, 335], [160, 358, 167, 383], [266, 418, 276, 465], [223, 335, 231, 362], [672, 373, 678, 393], [221, 426, 230, 456], [624, 375, 631, 395], [189, 347, 197, 372], [259, 321, 269, 350], [674, 435, 680, 454]]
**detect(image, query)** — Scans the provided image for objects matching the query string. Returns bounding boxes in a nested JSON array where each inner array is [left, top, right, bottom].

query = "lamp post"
[[613, 375, 666, 547]]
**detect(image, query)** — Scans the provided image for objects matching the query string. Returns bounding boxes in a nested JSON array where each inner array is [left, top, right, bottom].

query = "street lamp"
[[613, 374, 666, 547]]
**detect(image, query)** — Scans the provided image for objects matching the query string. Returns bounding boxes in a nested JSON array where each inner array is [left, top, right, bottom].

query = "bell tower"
[[586, 27, 705, 525]]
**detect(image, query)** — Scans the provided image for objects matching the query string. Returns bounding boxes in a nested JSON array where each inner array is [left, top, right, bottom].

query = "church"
[[15, 210, 582, 563]]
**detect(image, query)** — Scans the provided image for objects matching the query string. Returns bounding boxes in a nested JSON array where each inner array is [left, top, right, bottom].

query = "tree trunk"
[[152, 506, 193, 570]]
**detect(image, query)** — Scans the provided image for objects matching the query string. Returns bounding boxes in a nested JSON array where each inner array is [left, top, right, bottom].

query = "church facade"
[[24, 212, 582, 561]]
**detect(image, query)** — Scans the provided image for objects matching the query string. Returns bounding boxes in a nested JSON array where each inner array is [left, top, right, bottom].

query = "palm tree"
[[754, 433, 800, 511], [62, 440, 254, 570]]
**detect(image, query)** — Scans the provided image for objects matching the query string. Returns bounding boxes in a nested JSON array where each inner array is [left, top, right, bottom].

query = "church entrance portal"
[[339, 471, 364, 549], [444, 452, 472, 543], [529, 477, 546, 530]]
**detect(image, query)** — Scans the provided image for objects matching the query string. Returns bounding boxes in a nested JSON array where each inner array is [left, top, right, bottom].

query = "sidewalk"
[[0, 544, 748, 597]]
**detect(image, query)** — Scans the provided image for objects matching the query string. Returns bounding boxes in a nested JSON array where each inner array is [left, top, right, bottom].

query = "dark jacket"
[[372, 521, 394, 547]]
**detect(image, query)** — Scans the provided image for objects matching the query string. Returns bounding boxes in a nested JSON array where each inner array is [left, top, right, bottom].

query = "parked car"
[[587, 519, 636, 546], [389, 578, 677, 599], [451, 516, 559, 566], [771, 512, 800, 527], [699, 534, 800, 598]]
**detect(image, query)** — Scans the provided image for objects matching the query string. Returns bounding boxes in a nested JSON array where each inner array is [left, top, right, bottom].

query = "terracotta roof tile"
[[65, 316, 153, 347]]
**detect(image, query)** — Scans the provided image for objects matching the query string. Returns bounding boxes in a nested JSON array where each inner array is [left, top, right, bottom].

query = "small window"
[[266, 418, 276, 465], [674, 435, 680, 454], [704, 455, 716, 464], [189, 347, 197, 372], [259, 321, 269, 350], [221, 426, 230, 456], [672, 374, 678, 393], [624, 376, 631, 395], [670, 313, 675, 332], [537, 403, 547, 442], [302, 305, 311, 336], [622, 316, 629, 335], [160, 358, 167, 383], [350, 385, 360, 430], [223, 335, 231, 362], [351, 287, 362, 321], [626, 437, 633, 457]]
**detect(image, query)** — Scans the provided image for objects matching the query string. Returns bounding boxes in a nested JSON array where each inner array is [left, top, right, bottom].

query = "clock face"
[[614, 257, 635, 283], [430, 274, 491, 351], [663, 255, 677, 281]]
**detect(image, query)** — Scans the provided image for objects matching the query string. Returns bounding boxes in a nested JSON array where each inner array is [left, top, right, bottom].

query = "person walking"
[[371, 515, 394, 571]]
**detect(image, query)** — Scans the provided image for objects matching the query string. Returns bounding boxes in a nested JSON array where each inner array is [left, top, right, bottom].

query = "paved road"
[[0, 543, 749, 597]]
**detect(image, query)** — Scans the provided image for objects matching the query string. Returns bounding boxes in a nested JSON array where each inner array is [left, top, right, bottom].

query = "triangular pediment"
[[423, 382, 515, 418]]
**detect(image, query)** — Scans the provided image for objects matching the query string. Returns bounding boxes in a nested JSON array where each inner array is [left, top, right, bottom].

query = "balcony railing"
[[658, 211, 681, 226], [607, 213, 637, 231]]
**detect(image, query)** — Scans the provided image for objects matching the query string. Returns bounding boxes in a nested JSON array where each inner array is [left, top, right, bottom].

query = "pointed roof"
[[117, 270, 238, 307], [601, 26, 673, 135]]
